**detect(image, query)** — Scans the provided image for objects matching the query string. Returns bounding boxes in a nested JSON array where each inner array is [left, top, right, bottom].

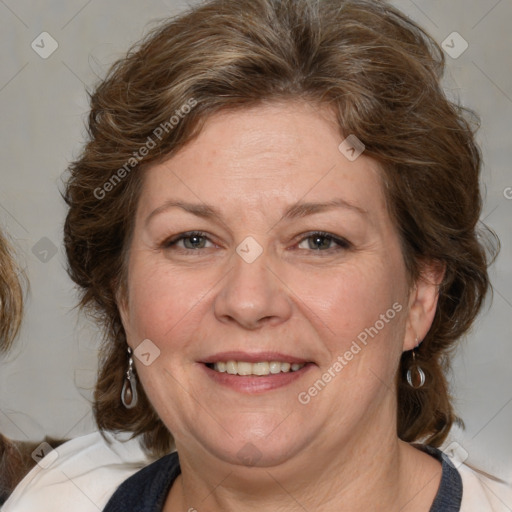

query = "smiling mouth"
[[206, 361, 306, 376]]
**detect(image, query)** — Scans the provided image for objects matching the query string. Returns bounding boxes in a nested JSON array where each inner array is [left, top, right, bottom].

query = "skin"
[[119, 102, 444, 511]]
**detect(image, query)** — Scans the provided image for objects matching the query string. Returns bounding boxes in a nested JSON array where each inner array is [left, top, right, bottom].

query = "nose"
[[213, 249, 293, 330]]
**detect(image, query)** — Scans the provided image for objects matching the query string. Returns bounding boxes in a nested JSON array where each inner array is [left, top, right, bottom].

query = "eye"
[[297, 232, 351, 252], [162, 231, 214, 250]]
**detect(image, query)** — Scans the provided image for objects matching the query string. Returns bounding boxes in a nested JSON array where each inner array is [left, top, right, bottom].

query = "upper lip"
[[200, 351, 310, 364]]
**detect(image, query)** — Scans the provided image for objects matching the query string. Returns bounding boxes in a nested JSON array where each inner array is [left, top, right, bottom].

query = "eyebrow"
[[146, 201, 223, 226], [282, 198, 367, 219], [146, 198, 367, 226]]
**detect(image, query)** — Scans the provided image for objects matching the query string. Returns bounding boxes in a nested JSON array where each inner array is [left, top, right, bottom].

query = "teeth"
[[212, 360, 305, 376], [253, 362, 270, 376], [226, 361, 237, 374], [237, 362, 253, 376], [269, 362, 281, 374]]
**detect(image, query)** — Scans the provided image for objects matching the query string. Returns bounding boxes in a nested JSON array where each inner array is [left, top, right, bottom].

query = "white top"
[[457, 463, 512, 511], [2, 431, 511, 511], [441, 426, 512, 511], [1, 431, 154, 511]]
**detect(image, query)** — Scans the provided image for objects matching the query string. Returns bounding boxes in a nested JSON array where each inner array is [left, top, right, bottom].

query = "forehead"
[[138, 102, 387, 221]]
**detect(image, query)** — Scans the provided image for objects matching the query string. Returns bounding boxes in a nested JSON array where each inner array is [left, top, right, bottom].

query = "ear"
[[113, 279, 130, 332], [403, 260, 445, 351]]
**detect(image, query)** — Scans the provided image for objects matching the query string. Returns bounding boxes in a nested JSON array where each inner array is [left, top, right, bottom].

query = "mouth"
[[200, 352, 314, 393], [205, 361, 306, 376]]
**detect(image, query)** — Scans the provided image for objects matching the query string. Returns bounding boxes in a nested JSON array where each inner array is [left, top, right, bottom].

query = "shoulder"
[[439, 431, 512, 511], [415, 443, 512, 511], [103, 452, 180, 512], [455, 461, 512, 512], [2, 431, 153, 512]]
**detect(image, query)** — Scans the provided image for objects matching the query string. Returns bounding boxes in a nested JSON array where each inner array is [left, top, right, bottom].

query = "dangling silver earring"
[[121, 347, 138, 409], [406, 338, 426, 389]]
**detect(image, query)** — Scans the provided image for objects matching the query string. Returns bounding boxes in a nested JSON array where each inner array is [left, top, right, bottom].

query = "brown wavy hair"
[[63, 0, 497, 457]]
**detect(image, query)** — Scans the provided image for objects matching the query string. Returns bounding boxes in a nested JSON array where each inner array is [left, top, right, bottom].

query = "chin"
[[196, 420, 308, 469]]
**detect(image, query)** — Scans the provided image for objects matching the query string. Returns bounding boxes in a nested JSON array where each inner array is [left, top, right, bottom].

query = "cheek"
[[289, 259, 405, 344], [124, 259, 204, 343]]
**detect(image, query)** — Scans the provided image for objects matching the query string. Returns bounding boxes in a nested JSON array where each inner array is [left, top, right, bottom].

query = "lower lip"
[[201, 363, 314, 393]]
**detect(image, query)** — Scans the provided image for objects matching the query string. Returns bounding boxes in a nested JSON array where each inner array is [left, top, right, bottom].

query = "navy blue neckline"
[[421, 445, 463, 511], [103, 445, 462, 511]]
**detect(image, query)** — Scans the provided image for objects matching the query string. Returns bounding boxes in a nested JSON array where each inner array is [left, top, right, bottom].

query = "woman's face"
[[120, 102, 433, 469]]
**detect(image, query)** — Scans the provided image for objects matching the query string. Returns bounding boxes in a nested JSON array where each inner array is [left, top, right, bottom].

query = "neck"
[[165, 407, 442, 511]]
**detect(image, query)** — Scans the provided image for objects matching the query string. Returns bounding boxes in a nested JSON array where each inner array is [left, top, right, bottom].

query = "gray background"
[[0, 0, 510, 479]]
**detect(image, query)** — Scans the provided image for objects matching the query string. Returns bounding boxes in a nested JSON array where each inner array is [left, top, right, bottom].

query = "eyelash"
[[296, 231, 352, 252], [162, 231, 214, 251], [161, 231, 352, 253]]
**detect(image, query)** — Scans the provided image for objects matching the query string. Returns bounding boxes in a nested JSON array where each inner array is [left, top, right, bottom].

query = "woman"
[[63, 0, 509, 510]]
